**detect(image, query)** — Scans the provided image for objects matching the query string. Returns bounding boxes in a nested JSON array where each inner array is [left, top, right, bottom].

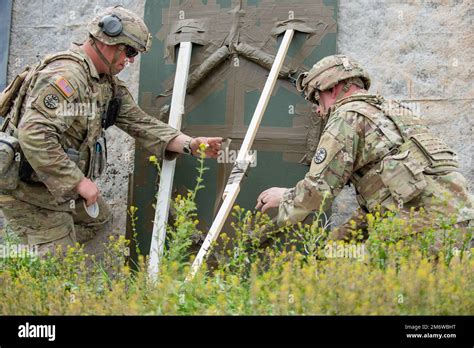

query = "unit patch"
[[53, 76, 76, 98], [314, 148, 327, 164], [43, 94, 60, 109]]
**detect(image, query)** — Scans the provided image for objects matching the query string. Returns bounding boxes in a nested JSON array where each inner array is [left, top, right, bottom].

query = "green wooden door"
[[128, 0, 338, 257]]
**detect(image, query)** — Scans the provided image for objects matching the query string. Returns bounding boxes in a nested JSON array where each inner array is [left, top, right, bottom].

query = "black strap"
[[0, 138, 15, 152], [19, 154, 34, 182], [102, 97, 121, 129]]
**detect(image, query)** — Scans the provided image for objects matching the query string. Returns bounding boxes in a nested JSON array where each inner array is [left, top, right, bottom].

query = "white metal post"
[[187, 29, 295, 280], [148, 41, 193, 279]]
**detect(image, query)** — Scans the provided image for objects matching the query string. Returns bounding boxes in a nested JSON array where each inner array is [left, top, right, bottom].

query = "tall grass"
[[0, 147, 472, 315]]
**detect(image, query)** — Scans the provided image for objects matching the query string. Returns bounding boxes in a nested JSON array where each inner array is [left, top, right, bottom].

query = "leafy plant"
[[0, 152, 472, 315]]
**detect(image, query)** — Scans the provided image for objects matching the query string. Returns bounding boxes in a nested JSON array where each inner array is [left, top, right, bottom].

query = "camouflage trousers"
[[1, 196, 112, 257]]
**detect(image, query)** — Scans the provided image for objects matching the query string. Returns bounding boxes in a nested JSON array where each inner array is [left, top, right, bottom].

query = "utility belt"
[[353, 132, 458, 211]]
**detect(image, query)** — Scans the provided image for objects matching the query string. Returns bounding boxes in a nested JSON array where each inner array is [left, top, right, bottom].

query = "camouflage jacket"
[[278, 92, 474, 226], [9, 43, 181, 211]]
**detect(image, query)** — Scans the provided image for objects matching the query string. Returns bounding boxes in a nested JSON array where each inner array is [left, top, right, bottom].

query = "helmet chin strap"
[[317, 83, 351, 119], [334, 81, 353, 102], [322, 79, 366, 118], [317, 84, 349, 119], [89, 37, 122, 75], [334, 78, 366, 102]]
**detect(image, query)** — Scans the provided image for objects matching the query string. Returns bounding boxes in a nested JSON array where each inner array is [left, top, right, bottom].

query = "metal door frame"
[[0, 0, 13, 91]]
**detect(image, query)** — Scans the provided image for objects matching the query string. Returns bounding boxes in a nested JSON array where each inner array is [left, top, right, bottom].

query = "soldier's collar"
[[69, 42, 101, 81], [332, 92, 383, 109]]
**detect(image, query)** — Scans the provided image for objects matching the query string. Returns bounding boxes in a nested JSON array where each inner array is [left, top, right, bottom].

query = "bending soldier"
[[256, 55, 473, 248]]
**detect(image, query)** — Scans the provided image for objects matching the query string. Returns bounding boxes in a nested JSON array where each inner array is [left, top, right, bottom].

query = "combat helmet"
[[88, 6, 152, 53], [296, 55, 371, 103]]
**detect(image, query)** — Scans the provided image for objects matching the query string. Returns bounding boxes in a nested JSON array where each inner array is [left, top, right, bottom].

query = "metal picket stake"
[[148, 41, 193, 279], [186, 29, 295, 281]]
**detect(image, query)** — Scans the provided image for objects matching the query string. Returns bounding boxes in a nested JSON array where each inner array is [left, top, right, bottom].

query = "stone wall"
[[4, 0, 473, 237]]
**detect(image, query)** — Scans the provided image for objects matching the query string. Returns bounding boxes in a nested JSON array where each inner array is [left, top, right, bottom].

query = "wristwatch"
[[183, 138, 193, 156]]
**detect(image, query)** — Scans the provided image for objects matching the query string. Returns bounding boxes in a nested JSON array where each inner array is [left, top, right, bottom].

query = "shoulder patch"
[[314, 148, 327, 164], [43, 94, 60, 109], [31, 85, 68, 119], [53, 76, 76, 98]]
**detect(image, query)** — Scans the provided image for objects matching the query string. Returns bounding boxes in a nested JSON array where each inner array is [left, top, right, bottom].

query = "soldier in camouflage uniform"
[[0, 6, 222, 256], [256, 54, 474, 247]]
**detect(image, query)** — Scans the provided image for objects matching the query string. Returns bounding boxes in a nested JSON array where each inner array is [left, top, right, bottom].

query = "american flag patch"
[[54, 77, 75, 98]]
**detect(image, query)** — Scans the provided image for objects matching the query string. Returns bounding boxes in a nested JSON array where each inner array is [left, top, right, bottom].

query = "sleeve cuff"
[[277, 188, 296, 226], [160, 132, 183, 161]]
